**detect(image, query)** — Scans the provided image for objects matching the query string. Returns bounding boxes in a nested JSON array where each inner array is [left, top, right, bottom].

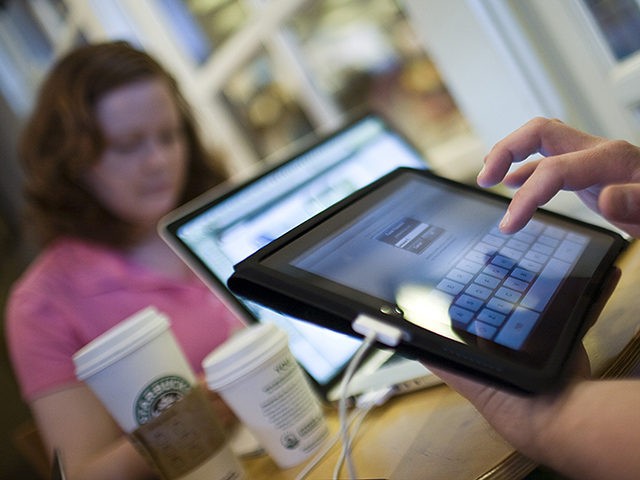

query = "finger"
[[498, 159, 565, 233], [478, 120, 549, 188], [499, 148, 639, 233], [599, 184, 640, 237], [503, 161, 604, 213], [502, 160, 540, 188], [478, 118, 601, 188]]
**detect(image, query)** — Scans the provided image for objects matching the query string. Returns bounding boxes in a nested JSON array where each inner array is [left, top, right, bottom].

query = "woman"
[[5, 41, 244, 479]]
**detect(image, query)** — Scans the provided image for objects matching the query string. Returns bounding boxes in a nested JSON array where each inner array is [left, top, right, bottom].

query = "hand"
[[427, 347, 590, 460], [477, 117, 640, 236]]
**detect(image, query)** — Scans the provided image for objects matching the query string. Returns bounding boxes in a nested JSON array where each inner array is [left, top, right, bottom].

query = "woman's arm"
[[31, 385, 156, 480]]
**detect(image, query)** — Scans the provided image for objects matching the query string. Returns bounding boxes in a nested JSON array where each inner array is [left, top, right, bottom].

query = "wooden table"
[[242, 240, 640, 480]]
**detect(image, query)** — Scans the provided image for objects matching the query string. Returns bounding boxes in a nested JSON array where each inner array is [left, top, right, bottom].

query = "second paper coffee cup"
[[203, 323, 328, 468]]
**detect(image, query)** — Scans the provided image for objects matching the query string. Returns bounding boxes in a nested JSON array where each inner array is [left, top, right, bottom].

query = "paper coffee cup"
[[73, 306, 246, 480], [73, 306, 196, 433], [203, 323, 328, 468]]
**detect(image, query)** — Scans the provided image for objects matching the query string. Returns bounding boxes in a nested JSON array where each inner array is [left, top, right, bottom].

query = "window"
[[0, 0, 87, 115], [582, 0, 640, 61], [169, 0, 479, 171]]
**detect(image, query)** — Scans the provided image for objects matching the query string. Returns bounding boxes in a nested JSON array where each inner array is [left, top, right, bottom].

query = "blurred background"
[[2, 1, 640, 477]]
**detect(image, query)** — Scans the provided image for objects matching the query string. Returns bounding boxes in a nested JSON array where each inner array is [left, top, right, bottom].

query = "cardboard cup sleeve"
[[130, 385, 237, 479]]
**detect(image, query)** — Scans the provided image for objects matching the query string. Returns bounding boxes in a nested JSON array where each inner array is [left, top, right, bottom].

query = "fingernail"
[[499, 210, 510, 231], [477, 165, 488, 186]]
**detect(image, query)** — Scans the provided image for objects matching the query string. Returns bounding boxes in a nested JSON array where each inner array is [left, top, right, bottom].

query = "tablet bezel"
[[228, 167, 627, 392]]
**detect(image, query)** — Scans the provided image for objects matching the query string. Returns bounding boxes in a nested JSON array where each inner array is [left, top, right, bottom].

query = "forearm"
[[533, 379, 640, 480], [32, 386, 158, 480], [66, 436, 157, 480]]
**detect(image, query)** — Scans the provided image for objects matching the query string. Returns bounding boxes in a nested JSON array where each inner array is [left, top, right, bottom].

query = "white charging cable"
[[295, 385, 396, 480], [331, 386, 396, 479], [295, 398, 371, 480], [335, 314, 404, 480], [293, 314, 404, 480], [336, 330, 377, 479]]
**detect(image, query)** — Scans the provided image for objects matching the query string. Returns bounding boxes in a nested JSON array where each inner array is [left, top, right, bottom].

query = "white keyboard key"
[[520, 258, 571, 312], [554, 239, 585, 263], [494, 308, 539, 349]]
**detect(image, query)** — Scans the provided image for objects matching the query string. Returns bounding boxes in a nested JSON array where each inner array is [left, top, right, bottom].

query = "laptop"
[[159, 112, 442, 403]]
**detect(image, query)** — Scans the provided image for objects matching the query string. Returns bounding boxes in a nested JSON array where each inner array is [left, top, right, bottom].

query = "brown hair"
[[19, 40, 228, 248]]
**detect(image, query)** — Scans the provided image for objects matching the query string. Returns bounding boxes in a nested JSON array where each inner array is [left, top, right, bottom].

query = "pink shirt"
[[6, 238, 244, 402]]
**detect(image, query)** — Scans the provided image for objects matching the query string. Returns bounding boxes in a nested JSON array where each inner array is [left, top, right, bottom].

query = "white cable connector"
[[355, 385, 396, 409], [352, 314, 404, 347]]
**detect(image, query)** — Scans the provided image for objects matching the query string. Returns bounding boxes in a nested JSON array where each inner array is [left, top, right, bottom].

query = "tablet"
[[228, 167, 627, 392]]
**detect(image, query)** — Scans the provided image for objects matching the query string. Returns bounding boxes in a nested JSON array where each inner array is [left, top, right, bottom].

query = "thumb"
[[600, 184, 640, 237]]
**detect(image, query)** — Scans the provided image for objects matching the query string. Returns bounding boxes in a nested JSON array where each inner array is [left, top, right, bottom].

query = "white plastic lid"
[[203, 323, 288, 390], [73, 306, 169, 381]]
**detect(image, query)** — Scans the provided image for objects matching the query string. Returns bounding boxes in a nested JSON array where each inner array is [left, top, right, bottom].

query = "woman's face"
[[85, 78, 188, 231]]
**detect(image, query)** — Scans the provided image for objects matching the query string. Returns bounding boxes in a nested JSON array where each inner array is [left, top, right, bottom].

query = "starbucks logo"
[[134, 375, 191, 425]]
